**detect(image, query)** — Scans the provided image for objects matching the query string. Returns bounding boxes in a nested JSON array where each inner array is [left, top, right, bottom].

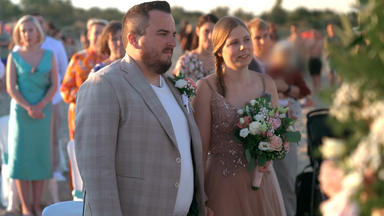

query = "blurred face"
[[138, 10, 176, 74], [221, 26, 253, 70], [250, 28, 271, 59], [88, 24, 105, 49], [108, 30, 124, 58], [19, 21, 40, 47], [197, 22, 215, 52], [290, 25, 298, 35]]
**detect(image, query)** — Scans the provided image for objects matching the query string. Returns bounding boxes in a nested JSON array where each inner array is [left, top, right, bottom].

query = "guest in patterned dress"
[[90, 21, 124, 74], [60, 18, 107, 141], [173, 14, 218, 81], [6, 15, 58, 216]]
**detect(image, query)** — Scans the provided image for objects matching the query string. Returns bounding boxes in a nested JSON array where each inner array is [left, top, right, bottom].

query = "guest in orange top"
[[60, 19, 107, 140]]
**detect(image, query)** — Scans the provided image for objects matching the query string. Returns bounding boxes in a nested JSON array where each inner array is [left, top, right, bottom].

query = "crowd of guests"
[[0, 2, 339, 216]]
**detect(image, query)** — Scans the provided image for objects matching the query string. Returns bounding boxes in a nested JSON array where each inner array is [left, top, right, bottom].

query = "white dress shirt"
[[13, 36, 68, 104], [151, 76, 194, 216]]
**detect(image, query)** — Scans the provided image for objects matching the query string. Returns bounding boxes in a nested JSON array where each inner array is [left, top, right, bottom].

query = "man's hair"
[[247, 18, 269, 33], [121, 1, 171, 48], [86, 18, 108, 31]]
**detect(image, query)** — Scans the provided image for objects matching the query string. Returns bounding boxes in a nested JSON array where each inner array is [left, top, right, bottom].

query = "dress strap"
[[203, 78, 216, 92]]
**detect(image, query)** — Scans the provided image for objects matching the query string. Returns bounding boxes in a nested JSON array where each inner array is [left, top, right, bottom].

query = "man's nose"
[[168, 36, 176, 48]]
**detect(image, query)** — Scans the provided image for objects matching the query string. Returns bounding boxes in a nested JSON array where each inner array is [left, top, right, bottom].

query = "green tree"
[[0, 0, 22, 20], [233, 8, 254, 22], [210, 6, 229, 19]]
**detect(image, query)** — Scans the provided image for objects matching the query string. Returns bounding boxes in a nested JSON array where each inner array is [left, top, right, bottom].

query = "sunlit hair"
[[96, 21, 122, 56], [190, 14, 219, 50], [212, 16, 248, 97], [13, 15, 45, 46], [247, 18, 269, 33], [87, 18, 108, 31], [121, 1, 171, 48]]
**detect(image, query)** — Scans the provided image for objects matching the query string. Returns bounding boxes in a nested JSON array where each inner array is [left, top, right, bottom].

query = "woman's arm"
[[36, 55, 58, 110], [192, 79, 212, 173], [6, 53, 32, 110]]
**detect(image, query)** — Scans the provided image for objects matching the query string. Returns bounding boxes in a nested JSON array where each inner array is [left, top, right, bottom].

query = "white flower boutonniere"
[[169, 72, 197, 113]]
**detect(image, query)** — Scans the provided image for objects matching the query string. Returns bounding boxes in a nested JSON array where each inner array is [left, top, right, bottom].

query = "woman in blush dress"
[[173, 14, 218, 81], [192, 16, 286, 216]]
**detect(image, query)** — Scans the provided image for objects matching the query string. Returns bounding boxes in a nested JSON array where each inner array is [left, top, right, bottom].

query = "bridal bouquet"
[[168, 72, 196, 113], [234, 94, 301, 190]]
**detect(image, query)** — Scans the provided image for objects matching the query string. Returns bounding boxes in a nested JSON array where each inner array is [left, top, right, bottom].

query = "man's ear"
[[128, 33, 141, 49]]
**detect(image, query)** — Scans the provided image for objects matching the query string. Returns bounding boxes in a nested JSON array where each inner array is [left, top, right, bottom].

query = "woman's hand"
[[27, 105, 45, 119], [257, 161, 271, 173]]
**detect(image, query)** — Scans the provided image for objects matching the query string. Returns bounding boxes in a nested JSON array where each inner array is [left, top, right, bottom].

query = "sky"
[[11, 0, 356, 15]]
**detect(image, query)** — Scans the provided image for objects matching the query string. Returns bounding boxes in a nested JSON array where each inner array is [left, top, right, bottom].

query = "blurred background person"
[[6, 15, 58, 216], [13, 12, 69, 204], [325, 24, 341, 86], [248, 18, 272, 74], [0, 21, 10, 65], [63, 35, 77, 60], [0, 60, 4, 91], [91, 21, 124, 73], [173, 14, 218, 81], [288, 24, 307, 74], [269, 23, 279, 45], [179, 22, 194, 52], [267, 40, 311, 216], [307, 29, 324, 91], [60, 18, 106, 192], [79, 30, 89, 50]]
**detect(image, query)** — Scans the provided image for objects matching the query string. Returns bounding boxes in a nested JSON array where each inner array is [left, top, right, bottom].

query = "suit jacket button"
[[175, 182, 179, 188], [176, 157, 181, 164]]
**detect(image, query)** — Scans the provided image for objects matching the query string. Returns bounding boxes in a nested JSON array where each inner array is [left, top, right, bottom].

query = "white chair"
[[67, 140, 83, 200], [0, 115, 20, 212], [42, 201, 83, 216]]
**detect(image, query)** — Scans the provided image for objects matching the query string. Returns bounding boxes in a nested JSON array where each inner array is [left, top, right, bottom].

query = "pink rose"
[[271, 118, 282, 129], [267, 131, 273, 137], [270, 135, 283, 151]]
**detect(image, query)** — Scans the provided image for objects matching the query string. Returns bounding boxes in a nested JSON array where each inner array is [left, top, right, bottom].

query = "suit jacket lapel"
[[119, 56, 178, 149]]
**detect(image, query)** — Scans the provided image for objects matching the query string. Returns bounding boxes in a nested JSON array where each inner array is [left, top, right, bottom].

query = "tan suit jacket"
[[75, 56, 206, 216]]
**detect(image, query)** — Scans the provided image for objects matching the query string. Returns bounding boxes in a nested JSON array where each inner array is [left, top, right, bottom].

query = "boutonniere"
[[169, 72, 197, 113]]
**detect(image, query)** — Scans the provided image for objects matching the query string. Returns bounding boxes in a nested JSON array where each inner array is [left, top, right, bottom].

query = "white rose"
[[250, 99, 256, 106], [249, 121, 261, 135], [320, 138, 346, 159], [175, 79, 188, 89], [239, 128, 249, 138], [371, 116, 384, 144], [342, 172, 363, 192], [237, 109, 244, 115], [258, 141, 271, 151], [254, 114, 264, 121]]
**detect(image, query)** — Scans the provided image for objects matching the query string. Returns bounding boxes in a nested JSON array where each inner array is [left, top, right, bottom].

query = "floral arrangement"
[[319, 0, 384, 214], [234, 94, 301, 189], [178, 52, 208, 81], [168, 72, 197, 113]]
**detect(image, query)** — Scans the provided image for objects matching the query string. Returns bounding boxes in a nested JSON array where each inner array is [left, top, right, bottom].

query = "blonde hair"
[[13, 15, 45, 46], [212, 16, 248, 97], [247, 18, 269, 33]]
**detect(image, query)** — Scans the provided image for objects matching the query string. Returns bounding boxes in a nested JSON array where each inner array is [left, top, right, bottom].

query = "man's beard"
[[141, 47, 173, 75]]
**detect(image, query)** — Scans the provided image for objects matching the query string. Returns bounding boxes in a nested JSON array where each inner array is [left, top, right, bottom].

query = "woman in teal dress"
[[6, 15, 58, 216]]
